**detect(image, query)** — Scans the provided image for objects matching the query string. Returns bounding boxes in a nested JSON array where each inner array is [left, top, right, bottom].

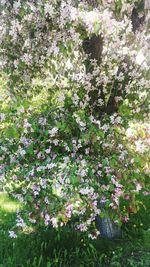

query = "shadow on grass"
[[0, 192, 119, 267], [0, 192, 150, 267]]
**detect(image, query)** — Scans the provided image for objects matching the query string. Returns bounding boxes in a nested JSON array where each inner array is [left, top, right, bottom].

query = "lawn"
[[0, 192, 150, 267]]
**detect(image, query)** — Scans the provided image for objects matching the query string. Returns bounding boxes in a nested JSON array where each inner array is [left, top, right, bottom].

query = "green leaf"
[[94, 22, 101, 34], [109, 184, 115, 191], [46, 262, 51, 267], [70, 175, 79, 186], [102, 159, 108, 167], [25, 195, 33, 202], [98, 130, 105, 139], [6, 126, 18, 138], [27, 145, 33, 155]]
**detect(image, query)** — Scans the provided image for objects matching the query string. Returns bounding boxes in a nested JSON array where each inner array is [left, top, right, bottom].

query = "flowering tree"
[[0, 0, 149, 239]]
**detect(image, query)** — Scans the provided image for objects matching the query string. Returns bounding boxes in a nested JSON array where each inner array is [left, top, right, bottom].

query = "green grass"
[[0, 193, 150, 267]]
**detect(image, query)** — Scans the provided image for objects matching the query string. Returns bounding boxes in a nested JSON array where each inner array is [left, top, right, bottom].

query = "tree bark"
[[82, 1, 146, 118]]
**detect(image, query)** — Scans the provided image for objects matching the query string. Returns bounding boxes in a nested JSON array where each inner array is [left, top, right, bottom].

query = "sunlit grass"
[[0, 193, 21, 213], [0, 192, 22, 226]]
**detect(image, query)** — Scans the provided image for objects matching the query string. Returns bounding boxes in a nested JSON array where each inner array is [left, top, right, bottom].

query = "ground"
[[0, 192, 150, 267]]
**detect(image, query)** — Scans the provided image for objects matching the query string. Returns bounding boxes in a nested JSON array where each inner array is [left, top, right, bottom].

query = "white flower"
[[51, 217, 58, 228], [70, 7, 78, 21], [46, 163, 56, 169], [135, 140, 146, 153], [44, 196, 49, 204], [81, 10, 100, 33], [136, 50, 145, 65], [39, 117, 47, 126], [9, 231, 17, 238], [44, 3, 54, 16], [0, 113, 5, 121], [13, 0, 21, 11], [53, 139, 59, 145], [126, 128, 134, 138], [29, 218, 36, 224], [79, 187, 94, 195], [72, 94, 79, 105], [48, 127, 58, 137], [19, 148, 26, 156], [58, 93, 65, 102], [16, 215, 26, 228], [135, 183, 142, 192], [45, 148, 51, 154], [1, 0, 7, 5]]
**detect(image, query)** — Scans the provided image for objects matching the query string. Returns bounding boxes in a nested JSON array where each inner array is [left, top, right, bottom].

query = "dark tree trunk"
[[82, 0, 146, 118]]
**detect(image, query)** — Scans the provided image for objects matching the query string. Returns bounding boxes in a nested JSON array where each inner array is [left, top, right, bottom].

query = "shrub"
[[0, 0, 149, 238]]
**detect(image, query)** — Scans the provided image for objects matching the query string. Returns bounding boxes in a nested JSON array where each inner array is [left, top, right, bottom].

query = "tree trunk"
[[96, 215, 121, 239]]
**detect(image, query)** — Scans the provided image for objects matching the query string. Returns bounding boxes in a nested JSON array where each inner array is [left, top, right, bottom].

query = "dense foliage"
[[0, 0, 149, 238]]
